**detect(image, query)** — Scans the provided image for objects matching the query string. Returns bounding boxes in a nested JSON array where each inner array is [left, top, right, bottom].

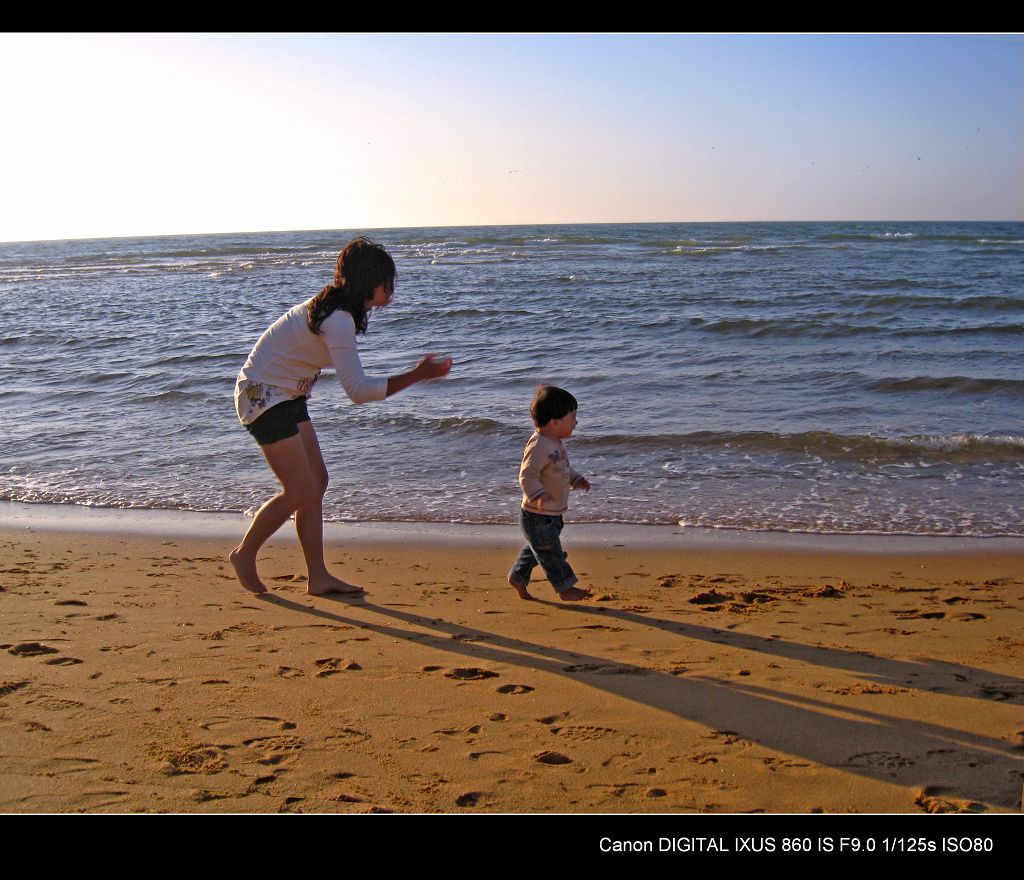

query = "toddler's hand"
[[572, 476, 591, 492]]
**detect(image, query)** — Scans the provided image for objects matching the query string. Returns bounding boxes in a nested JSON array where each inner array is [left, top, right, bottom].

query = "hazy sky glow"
[[1, 33, 1021, 241]]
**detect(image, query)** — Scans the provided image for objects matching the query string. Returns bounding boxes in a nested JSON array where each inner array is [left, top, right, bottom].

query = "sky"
[[1, 33, 1021, 242]]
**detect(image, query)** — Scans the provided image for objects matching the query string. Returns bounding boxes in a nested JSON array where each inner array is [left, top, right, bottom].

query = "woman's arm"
[[324, 313, 389, 404], [324, 313, 452, 402]]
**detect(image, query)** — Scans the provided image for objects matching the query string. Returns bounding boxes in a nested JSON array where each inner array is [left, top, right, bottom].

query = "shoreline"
[[3, 500, 1023, 555]]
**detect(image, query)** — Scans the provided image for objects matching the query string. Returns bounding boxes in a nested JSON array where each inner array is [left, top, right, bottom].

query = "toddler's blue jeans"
[[508, 508, 579, 595]]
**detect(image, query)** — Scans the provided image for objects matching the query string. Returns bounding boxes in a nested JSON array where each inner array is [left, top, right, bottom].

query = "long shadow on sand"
[[560, 602, 1024, 703], [259, 592, 1024, 810]]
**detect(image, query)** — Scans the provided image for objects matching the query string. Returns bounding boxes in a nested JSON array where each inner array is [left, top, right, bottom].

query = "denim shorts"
[[244, 396, 310, 446]]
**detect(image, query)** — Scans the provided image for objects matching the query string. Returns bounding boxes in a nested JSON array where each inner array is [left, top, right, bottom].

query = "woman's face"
[[366, 278, 394, 309]]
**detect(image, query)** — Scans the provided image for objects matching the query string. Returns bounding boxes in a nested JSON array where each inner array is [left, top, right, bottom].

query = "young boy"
[[507, 385, 592, 602]]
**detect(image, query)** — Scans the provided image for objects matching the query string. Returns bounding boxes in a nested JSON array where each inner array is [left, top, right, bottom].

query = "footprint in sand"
[[0, 680, 30, 697], [738, 591, 776, 605], [455, 791, 482, 807], [444, 667, 498, 681], [245, 772, 279, 792], [331, 791, 365, 804], [978, 686, 1020, 702], [924, 748, 987, 769], [43, 657, 83, 666], [152, 744, 227, 775], [8, 642, 58, 657], [243, 735, 304, 766], [324, 727, 371, 745], [315, 658, 361, 677], [204, 622, 273, 641], [689, 590, 732, 606], [275, 667, 305, 679], [550, 724, 616, 741], [763, 757, 812, 770], [437, 724, 482, 737], [206, 717, 296, 737], [657, 575, 687, 589], [188, 789, 233, 805], [54, 600, 88, 607], [845, 751, 913, 770], [563, 663, 646, 676], [534, 750, 572, 765], [497, 684, 534, 695]]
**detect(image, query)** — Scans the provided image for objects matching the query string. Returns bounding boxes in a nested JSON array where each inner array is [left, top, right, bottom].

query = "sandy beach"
[[1, 506, 1022, 814]]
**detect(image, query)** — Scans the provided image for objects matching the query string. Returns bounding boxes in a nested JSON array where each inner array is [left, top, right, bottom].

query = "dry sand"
[[1, 513, 1022, 814]]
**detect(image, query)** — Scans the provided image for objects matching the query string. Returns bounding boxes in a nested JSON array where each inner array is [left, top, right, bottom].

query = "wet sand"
[[1, 509, 1022, 813]]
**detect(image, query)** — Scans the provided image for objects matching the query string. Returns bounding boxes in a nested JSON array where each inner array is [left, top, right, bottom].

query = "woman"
[[230, 237, 451, 595]]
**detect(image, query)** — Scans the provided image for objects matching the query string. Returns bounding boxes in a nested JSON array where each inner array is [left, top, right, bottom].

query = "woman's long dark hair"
[[307, 237, 397, 336]]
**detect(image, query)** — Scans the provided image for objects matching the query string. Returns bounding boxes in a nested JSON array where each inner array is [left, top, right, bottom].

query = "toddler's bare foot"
[[558, 586, 592, 602], [229, 547, 268, 594], [508, 577, 534, 601], [307, 573, 366, 596]]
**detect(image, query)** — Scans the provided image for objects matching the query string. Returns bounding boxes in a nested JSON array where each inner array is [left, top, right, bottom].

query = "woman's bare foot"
[[229, 547, 268, 594], [508, 577, 534, 601], [558, 586, 592, 602], [307, 572, 366, 596]]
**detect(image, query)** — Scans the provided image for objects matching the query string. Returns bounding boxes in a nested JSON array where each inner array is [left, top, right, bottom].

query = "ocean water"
[[0, 222, 1021, 537]]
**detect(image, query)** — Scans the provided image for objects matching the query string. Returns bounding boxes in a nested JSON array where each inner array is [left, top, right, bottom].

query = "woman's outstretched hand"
[[415, 353, 453, 381], [386, 354, 453, 397]]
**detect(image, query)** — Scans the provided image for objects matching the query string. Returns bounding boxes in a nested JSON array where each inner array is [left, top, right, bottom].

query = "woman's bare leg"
[[293, 422, 364, 595], [229, 431, 322, 594]]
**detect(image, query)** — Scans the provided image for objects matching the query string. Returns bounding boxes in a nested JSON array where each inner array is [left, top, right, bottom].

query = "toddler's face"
[[551, 409, 578, 439]]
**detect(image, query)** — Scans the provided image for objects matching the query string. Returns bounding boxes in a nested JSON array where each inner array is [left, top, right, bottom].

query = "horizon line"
[[3, 217, 1022, 246]]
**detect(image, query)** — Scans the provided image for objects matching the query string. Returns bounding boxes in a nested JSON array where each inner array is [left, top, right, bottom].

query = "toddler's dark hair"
[[531, 385, 578, 427]]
